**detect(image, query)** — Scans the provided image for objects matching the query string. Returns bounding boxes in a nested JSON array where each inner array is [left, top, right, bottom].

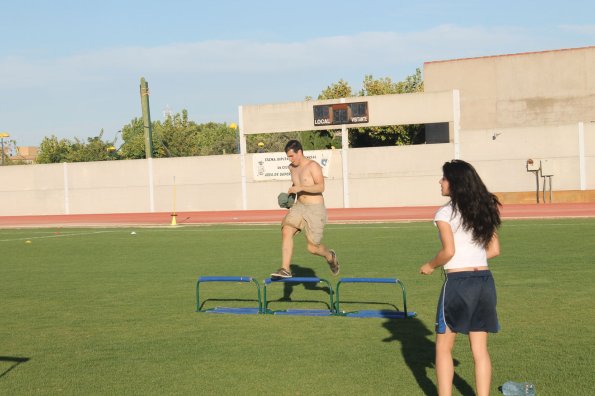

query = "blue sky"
[[1, 0, 594, 146]]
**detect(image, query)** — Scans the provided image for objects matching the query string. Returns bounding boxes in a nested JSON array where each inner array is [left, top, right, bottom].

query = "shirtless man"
[[271, 140, 339, 279]]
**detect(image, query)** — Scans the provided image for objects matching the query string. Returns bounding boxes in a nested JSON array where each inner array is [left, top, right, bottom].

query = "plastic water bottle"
[[501, 381, 536, 395]]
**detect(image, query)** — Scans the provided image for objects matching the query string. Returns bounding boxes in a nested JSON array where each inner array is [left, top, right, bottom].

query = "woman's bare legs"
[[435, 328, 457, 396], [469, 331, 491, 396]]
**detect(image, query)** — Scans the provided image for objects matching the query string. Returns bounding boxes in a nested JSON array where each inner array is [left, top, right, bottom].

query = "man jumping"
[[271, 140, 339, 279]]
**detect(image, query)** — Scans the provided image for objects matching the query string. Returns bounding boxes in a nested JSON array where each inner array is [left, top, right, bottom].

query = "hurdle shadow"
[[198, 298, 260, 311], [264, 264, 332, 311], [382, 318, 474, 396], [280, 264, 331, 300], [0, 356, 30, 379]]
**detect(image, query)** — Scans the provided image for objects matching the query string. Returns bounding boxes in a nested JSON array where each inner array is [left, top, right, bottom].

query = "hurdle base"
[[265, 308, 334, 317], [200, 307, 261, 315]]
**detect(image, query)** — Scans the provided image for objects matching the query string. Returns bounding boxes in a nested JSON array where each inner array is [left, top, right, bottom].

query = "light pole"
[[0, 132, 9, 165]]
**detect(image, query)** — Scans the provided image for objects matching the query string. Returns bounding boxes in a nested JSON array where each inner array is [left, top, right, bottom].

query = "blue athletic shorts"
[[435, 270, 499, 334]]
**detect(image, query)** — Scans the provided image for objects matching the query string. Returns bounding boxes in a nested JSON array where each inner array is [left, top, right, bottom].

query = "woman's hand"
[[420, 262, 435, 275]]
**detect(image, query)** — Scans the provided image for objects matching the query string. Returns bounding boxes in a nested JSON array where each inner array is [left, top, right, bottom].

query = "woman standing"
[[420, 160, 502, 396]]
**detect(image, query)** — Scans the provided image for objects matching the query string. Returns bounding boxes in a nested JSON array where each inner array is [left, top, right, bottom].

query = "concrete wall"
[[0, 144, 450, 216], [1, 121, 592, 216], [460, 122, 594, 193], [583, 121, 595, 189]]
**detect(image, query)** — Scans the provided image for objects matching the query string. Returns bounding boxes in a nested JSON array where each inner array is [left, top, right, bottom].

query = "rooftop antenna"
[[163, 104, 173, 119]]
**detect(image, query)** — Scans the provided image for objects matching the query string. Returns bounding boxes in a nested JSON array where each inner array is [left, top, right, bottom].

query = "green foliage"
[[317, 78, 353, 100], [119, 118, 146, 159], [153, 110, 200, 157], [359, 68, 424, 96], [36, 131, 116, 164], [194, 122, 237, 156], [36, 135, 72, 164], [67, 130, 116, 163], [119, 112, 238, 158]]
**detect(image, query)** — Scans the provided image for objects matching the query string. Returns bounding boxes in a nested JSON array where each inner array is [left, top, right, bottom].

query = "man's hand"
[[288, 186, 301, 194]]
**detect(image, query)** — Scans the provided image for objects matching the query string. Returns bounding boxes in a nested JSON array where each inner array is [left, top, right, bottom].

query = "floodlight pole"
[[140, 77, 154, 159]]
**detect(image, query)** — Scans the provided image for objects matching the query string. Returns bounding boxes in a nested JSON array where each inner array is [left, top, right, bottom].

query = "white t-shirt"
[[434, 203, 488, 270]]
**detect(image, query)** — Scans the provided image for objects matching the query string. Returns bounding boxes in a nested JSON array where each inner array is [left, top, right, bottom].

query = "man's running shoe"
[[271, 268, 292, 279], [327, 250, 340, 276]]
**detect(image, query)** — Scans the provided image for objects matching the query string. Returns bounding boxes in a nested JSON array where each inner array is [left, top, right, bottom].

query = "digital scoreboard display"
[[313, 102, 369, 126]]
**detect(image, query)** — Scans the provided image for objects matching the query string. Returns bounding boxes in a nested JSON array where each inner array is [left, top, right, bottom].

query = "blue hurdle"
[[334, 277, 416, 319], [263, 277, 334, 316], [195, 276, 262, 315]]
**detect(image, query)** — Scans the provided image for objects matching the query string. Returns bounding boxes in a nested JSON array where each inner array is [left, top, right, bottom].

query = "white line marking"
[[0, 230, 119, 242]]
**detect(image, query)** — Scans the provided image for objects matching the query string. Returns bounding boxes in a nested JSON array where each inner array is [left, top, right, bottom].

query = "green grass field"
[[2, 219, 594, 395]]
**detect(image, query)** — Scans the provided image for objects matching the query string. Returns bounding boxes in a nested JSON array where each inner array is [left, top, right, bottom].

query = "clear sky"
[[1, 0, 594, 146]]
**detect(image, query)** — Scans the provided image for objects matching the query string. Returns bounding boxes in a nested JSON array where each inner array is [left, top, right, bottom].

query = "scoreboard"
[[313, 102, 369, 126]]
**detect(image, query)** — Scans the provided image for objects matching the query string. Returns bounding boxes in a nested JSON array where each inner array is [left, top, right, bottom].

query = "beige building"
[[424, 46, 595, 130], [12, 146, 39, 164], [424, 46, 595, 203]]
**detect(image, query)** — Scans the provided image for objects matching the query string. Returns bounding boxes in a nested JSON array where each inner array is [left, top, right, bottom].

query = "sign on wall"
[[253, 150, 333, 181]]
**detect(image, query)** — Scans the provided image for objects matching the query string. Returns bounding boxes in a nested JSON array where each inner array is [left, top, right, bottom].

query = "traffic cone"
[[171, 213, 177, 226]]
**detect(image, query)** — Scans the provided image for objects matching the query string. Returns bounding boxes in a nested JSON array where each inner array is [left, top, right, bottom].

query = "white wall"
[[0, 122, 592, 216]]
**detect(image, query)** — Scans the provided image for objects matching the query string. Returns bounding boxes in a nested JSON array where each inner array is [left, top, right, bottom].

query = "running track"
[[1, 203, 594, 227]]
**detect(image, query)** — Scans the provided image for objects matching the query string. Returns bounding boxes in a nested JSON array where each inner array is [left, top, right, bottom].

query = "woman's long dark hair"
[[443, 160, 501, 247]]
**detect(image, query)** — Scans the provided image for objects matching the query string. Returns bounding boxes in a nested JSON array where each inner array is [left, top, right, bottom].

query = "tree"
[[359, 68, 424, 96], [66, 130, 116, 162], [36, 131, 117, 164], [117, 111, 238, 158], [195, 122, 237, 156], [118, 118, 147, 159], [36, 135, 72, 164], [317, 79, 353, 100]]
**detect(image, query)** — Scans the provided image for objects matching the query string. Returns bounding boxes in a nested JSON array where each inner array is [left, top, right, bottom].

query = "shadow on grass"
[[280, 264, 332, 301], [382, 319, 474, 396], [264, 264, 332, 311], [198, 298, 260, 311], [0, 356, 30, 379]]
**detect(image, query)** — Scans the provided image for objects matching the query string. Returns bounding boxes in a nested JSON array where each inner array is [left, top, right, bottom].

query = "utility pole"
[[140, 77, 153, 158]]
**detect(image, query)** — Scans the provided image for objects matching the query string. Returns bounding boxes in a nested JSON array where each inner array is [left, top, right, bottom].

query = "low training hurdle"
[[263, 277, 334, 316], [334, 277, 416, 319], [195, 276, 262, 315]]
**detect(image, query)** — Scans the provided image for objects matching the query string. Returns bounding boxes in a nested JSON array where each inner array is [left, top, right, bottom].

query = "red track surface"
[[1, 203, 594, 227]]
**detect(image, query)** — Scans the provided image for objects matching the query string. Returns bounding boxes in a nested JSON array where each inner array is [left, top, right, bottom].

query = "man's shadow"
[[274, 264, 331, 308], [382, 319, 474, 396], [0, 356, 30, 379]]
